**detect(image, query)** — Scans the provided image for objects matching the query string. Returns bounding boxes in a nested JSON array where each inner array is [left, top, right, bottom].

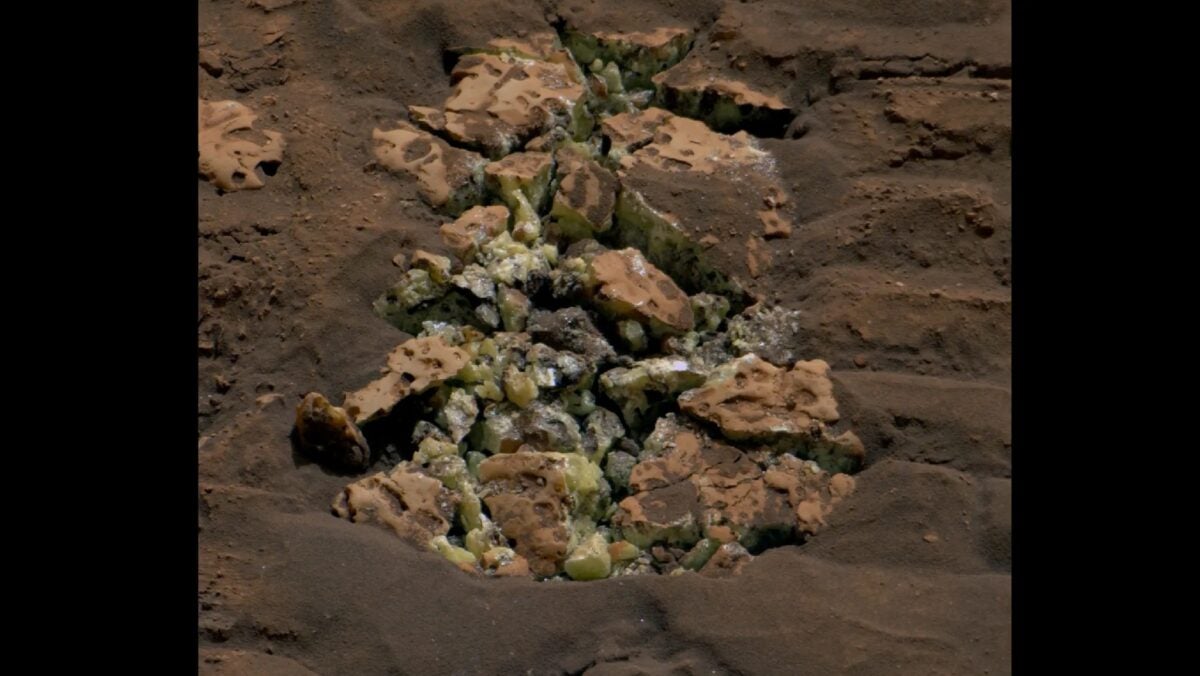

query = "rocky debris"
[[678, 355, 865, 473], [525, 307, 617, 365], [614, 422, 855, 552], [586, 249, 694, 337], [409, 51, 590, 159], [198, 99, 285, 192], [549, 147, 619, 239], [294, 392, 371, 471], [698, 541, 753, 578], [372, 122, 486, 215], [484, 152, 555, 241], [563, 27, 694, 91], [332, 462, 459, 547], [653, 66, 795, 137], [342, 336, 470, 425], [321, 30, 870, 581], [440, 206, 511, 263], [476, 450, 601, 577], [600, 357, 707, 429], [726, 304, 803, 366]]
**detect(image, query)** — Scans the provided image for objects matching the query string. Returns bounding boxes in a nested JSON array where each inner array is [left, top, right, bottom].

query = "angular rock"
[[440, 205, 510, 262], [477, 451, 572, 577], [562, 27, 694, 90], [698, 541, 753, 578], [484, 151, 555, 242], [564, 532, 612, 581], [526, 307, 617, 365], [585, 248, 694, 337], [726, 304, 803, 365], [342, 336, 470, 425], [599, 357, 706, 429], [409, 52, 590, 159], [678, 355, 865, 472], [332, 462, 459, 547], [653, 66, 795, 137], [372, 122, 486, 215], [549, 147, 619, 240], [294, 392, 371, 471]]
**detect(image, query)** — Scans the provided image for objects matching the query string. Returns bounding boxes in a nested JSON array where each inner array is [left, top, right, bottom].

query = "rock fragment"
[[332, 462, 459, 547], [342, 337, 470, 425], [372, 122, 486, 215], [585, 248, 694, 337], [294, 392, 371, 471], [198, 99, 285, 192]]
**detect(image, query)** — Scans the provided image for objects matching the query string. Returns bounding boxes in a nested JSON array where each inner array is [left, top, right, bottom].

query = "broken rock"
[[372, 122, 486, 215], [332, 462, 459, 547], [294, 392, 371, 471], [342, 336, 470, 425]]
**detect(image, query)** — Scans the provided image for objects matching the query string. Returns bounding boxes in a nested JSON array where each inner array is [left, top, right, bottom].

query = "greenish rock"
[[690, 293, 731, 333], [430, 535, 477, 566], [564, 532, 612, 581], [451, 264, 497, 301], [617, 320, 647, 352], [435, 388, 479, 443], [497, 287, 531, 332], [599, 357, 708, 429], [604, 450, 637, 492], [583, 408, 624, 464], [679, 537, 720, 571]]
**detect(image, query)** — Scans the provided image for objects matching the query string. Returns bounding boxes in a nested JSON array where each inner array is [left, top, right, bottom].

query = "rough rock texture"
[[586, 248, 694, 336], [549, 148, 619, 237], [198, 0, 1011, 670], [342, 336, 470, 425], [371, 122, 486, 214], [477, 451, 571, 576], [293, 392, 370, 471], [614, 423, 854, 551], [198, 99, 285, 192], [525, 307, 617, 365], [409, 51, 588, 158], [332, 462, 460, 547], [439, 205, 510, 262]]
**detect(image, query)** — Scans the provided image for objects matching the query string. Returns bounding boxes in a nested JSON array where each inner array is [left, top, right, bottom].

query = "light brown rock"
[[587, 248, 694, 336], [371, 122, 485, 214], [332, 463, 459, 547], [477, 451, 571, 577], [343, 337, 470, 425], [439, 205, 510, 261], [198, 99, 285, 192]]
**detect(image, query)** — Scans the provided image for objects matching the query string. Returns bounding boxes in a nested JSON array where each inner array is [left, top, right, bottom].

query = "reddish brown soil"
[[198, 1, 1011, 673]]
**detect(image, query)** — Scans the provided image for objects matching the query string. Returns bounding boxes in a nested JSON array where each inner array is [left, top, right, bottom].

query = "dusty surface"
[[198, 0, 1011, 673]]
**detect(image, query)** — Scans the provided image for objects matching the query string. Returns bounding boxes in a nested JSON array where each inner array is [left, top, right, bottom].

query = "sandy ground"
[[198, 1, 1011, 673]]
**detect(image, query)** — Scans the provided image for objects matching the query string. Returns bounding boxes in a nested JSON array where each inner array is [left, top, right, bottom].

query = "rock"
[[564, 532, 612, 581], [549, 147, 619, 239], [332, 462, 459, 547], [698, 541, 753, 578], [678, 354, 865, 472], [615, 425, 855, 552], [599, 357, 707, 429], [585, 248, 694, 337], [294, 392, 371, 471], [562, 27, 694, 90], [526, 307, 617, 365], [342, 337, 470, 425], [598, 107, 673, 165], [409, 52, 589, 159], [198, 99, 285, 192], [497, 287, 532, 331], [653, 66, 796, 137], [477, 451, 572, 577], [690, 294, 732, 333], [726, 304, 804, 366], [372, 122, 486, 215], [604, 450, 638, 492], [439, 205, 510, 262], [434, 388, 480, 443], [484, 152, 555, 241]]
